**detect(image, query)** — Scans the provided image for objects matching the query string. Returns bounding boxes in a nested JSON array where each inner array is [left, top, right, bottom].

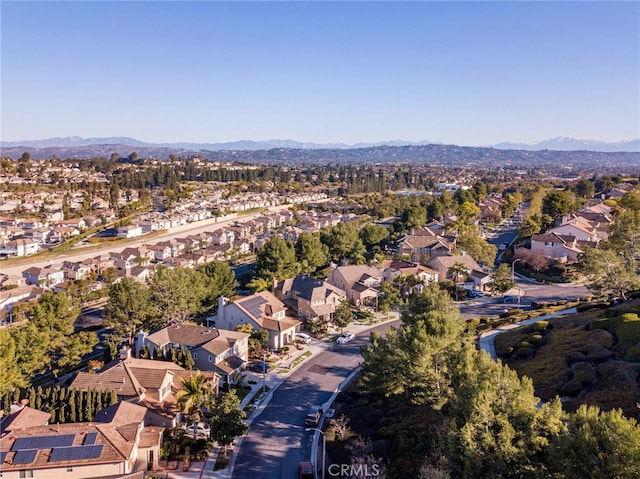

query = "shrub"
[[515, 347, 532, 359], [572, 362, 596, 384], [559, 379, 583, 396], [530, 321, 548, 332], [565, 351, 588, 365], [529, 334, 543, 345], [586, 349, 612, 363]]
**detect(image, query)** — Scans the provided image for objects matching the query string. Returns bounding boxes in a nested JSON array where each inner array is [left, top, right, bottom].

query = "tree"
[[359, 224, 389, 249], [542, 190, 573, 220], [579, 247, 640, 301], [332, 300, 353, 333], [605, 208, 640, 271], [456, 225, 498, 266], [487, 263, 515, 297], [295, 232, 329, 275], [255, 235, 299, 282], [547, 404, 640, 479], [250, 328, 269, 350], [447, 262, 469, 300], [377, 280, 402, 314], [176, 373, 216, 440], [103, 277, 153, 345], [574, 179, 595, 198], [149, 266, 208, 325], [0, 329, 23, 395], [320, 222, 366, 263], [361, 284, 466, 408], [209, 389, 249, 453], [27, 292, 96, 378], [101, 267, 119, 285], [199, 261, 237, 312], [447, 347, 565, 478]]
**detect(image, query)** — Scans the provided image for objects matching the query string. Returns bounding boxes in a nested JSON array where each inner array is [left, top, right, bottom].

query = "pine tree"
[[34, 386, 43, 410], [68, 392, 77, 422]]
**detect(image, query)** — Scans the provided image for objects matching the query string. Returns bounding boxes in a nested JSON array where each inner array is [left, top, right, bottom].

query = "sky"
[[1, 1, 639, 146]]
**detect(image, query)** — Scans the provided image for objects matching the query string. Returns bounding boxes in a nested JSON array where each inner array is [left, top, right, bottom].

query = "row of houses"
[[529, 202, 613, 262]]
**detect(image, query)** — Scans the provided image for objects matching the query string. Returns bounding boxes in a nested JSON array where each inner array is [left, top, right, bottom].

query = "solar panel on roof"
[[12, 434, 75, 451], [0, 451, 7, 463], [83, 432, 97, 445], [13, 449, 37, 465], [49, 445, 103, 463], [241, 296, 267, 318]]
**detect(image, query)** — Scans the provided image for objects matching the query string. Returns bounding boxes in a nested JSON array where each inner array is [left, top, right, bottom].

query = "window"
[[193, 353, 198, 360], [19, 471, 34, 478], [67, 466, 74, 472], [208, 355, 213, 363]]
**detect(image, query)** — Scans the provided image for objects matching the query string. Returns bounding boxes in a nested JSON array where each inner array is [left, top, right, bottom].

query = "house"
[[81, 255, 116, 275], [548, 216, 606, 242], [0, 239, 40, 258], [22, 265, 65, 287], [0, 401, 162, 477], [381, 259, 439, 296], [214, 292, 300, 349], [70, 354, 219, 427], [0, 285, 43, 319], [137, 324, 249, 385], [426, 254, 485, 287], [327, 264, 383, 307], [273, 276, 346, 324], [61, 261, 92, 281], [144, 243, 173, 262], [397, 234, 453, 265], [530, 232, 587, 262], [55, 217, 87, 230], [116, 224, 143, 238]]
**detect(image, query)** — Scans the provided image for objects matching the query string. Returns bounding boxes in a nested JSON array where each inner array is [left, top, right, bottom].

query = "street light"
[[512, 259, 522, 304], [305, 428, 326, 479]]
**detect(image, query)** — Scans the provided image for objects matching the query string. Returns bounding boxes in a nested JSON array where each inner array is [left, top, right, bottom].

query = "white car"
[[180, 421, 211, 438], [296, 332, 312, 344], [336, 332, 355, 344]]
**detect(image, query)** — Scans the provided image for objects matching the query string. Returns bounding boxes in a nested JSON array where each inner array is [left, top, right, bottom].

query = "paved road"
[[231, 320, 400, 479], [458, 276, 589, 319]]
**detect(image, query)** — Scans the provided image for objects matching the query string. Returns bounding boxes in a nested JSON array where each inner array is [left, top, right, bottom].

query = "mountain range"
[[2, 136, 638, 152]]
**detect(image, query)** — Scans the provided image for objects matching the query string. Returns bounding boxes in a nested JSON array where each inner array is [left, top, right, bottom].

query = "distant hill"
[[2, 136, 637, 152], [0, 136, 434, 151], [491, 136, 640, 153], [2, 142, 638, 173]]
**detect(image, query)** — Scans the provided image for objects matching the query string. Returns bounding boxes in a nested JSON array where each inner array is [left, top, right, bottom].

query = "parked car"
[[298, 461, 314, 479], [295, 332, 312, 344], [500, 295, 517, 303], [466, 289, 484, 298], [180, 421, 210, 437], [531, 301, 549, 309], [336, 332, 355, 344], [247, 361, 271, 373], [304, 405, 324, 427]]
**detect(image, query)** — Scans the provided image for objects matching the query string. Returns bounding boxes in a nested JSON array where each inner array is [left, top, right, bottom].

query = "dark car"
[[304, 405, 323, 427], [247, 361, 271, 373], [500, 295, 517, 303]]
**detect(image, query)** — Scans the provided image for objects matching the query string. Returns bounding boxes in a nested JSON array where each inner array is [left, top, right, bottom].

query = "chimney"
[[119, 347, 131, 360]]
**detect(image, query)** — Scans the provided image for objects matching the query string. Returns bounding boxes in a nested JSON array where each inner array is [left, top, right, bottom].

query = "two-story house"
[[274, 276, 346, 325], [0, 401, 162, 477], [137, 324, 249, 385], [214, 292, 300, 350], [327, 264, 382, 307], [70, 354, 219, 427]]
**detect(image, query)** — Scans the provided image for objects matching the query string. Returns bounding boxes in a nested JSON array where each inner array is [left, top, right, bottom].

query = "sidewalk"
[[195, 312, 400, 479]]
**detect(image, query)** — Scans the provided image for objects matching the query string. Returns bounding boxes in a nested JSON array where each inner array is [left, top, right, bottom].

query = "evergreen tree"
[[209, 389, 249, 453]]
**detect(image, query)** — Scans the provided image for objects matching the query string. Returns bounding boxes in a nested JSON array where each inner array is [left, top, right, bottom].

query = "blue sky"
[[2, 1, 638, 145]]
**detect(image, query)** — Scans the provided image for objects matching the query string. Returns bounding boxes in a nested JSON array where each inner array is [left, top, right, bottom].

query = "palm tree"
[[176, 373, 215, 439], [448, 261, 469, 300]]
